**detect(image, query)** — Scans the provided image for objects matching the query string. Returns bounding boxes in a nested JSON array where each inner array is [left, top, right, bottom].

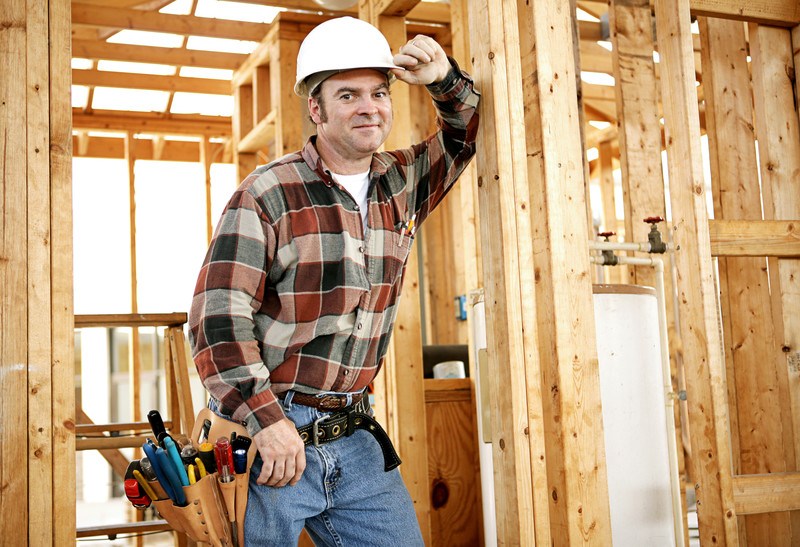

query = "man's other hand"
[[253, 418, 306, 487], [391, 35, 451, 86]]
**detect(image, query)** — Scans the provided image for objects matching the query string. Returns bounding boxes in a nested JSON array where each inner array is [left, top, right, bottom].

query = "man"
[[189, 16, 479, 545]]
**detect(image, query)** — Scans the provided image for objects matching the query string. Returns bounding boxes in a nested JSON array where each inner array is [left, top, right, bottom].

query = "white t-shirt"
[[331, 171, 370, 227]]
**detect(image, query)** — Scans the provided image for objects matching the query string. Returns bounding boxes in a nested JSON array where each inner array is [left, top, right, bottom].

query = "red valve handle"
[[643, 216, 664, 225], [597, 231, 616, 238]]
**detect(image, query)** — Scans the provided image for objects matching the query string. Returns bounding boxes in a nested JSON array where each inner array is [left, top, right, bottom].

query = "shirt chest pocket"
[[372, 226, 414, 285]]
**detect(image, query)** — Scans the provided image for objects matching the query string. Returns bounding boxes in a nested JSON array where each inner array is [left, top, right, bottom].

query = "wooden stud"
[[201, 136, 214, 243], [597, 140, 625, 284], [234, 84, 257, 180], [467, 0, 547, 542], [272, 36, 305, 157], [168, 327, 196, 435], [690, 0, 800, 26], [27, 0, 54, 543], [750, 21, 800, 538], [654, 0, 738, 544], [72, 69, 231, 95], [253, 65, 271, 122], [520, 0, 613, 542], [50, 0, 76, 543], [124, 132, 143, 435], [702, 17, 794, 544], [733, 472, 800, 515], [72, 110, 231, 137]]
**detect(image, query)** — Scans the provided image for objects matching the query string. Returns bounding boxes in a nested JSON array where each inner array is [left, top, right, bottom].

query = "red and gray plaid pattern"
[[189, 66, 480, 436]]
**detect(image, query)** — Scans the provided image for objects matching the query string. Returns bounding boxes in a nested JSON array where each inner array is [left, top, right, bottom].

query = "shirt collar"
[[301, 137, 391, 179]]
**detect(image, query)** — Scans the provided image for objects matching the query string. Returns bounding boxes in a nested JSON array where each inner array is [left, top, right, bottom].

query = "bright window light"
[[160, 0, 193, 14], [179, 66, 234, 80], [87, 131, 127, 138], [691, 20, 699, 34], [586, 147, 599, 162], [170, 92, 234, 116], [581, 71, 615, 86], [97, 60, 177, 76], [107, 30, 185, 48], [589, 120, 611, 130], [653, 51, 660, 63], [72, 58, 93, 70], [597, 40, 612, 52], [187, 36, 259, 54], [164, 135, 202, 142], [196, 0, 282, 23], [72, 85, 90, 108], [92, 87, 171, 112], [576, 8, 599, 22]]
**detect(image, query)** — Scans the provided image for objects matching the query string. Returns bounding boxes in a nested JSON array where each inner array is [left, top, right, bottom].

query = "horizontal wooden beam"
[[690, 0, 800, 26], [77, 520, 172, 539], [72, 134, 227, 161], [73, 109, 231, 136], [237, 109, 276, 152], [72, 39, 246, 70], [73, 68, 231, 94], [375, 0, 421, 17], [71, 2, 269, 41], [231, 0, 450, 24], [733, 472, 800, 514], [709, 219, 800, 257], [74, 313, 188, 327]]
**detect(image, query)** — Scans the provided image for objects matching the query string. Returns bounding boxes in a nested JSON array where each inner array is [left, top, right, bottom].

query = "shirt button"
[[357, 323, 363, 330], [358, 246, 364, 253], [354, 205, 360, 211], [343, 370, 350, 376]]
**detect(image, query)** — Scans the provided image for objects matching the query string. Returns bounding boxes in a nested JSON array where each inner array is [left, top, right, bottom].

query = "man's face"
[[309, 69, 393, 164]]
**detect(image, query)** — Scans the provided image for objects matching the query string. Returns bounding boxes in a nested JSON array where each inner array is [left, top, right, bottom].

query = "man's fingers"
[[267, 459, 286, 486], [289, 449, 307, 486], [257, 459, 274, 485]]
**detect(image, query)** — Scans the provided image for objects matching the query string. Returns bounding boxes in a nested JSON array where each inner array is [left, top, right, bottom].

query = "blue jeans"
[[242, 393, 423, 546]]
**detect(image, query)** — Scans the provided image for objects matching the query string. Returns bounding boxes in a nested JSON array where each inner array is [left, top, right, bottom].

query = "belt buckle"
[[312, 414, 330, 447], [317, 395, 342, 410]]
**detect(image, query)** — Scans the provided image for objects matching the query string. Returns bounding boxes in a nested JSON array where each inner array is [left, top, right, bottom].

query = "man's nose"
[[356, 96, 380, 115]]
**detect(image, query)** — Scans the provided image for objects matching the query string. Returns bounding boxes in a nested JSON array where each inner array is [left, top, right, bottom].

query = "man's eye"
[[339, 94, 352, 100], [375, 92, 387, 98]]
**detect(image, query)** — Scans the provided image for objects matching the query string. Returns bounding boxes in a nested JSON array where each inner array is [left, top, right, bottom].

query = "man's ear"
[[308, 96, 322, 124]]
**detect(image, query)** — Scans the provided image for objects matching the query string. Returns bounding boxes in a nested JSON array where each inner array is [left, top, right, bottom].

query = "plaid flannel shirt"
[[189, 65, 480, 436]]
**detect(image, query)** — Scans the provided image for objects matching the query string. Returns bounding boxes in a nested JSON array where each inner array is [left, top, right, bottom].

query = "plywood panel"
[[425, 380, 482, 546]]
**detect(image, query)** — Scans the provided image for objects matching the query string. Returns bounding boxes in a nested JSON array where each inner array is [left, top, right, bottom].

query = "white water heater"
[[470, 285, 680, 545]]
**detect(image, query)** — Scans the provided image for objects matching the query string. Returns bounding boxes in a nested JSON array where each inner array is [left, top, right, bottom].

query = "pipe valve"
[[643, 217, 668, 254], [597, 231, 619, 265]]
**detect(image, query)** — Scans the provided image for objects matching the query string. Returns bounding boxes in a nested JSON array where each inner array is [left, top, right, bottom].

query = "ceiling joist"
[[72, 39, 247, 70], [73, 69, 231, 94], [71, 2, 270, 41], [690, 0, 800, 26], [73, 109, 231, 136]]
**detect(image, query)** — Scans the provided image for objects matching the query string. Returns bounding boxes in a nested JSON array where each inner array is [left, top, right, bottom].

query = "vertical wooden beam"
[[124, 132, 142, 428], [253, 65, 271, 122], [273, 36, 304, 157], [50, 0, 76, 544], [467, 0, 549, 542], [1, 0, 30, 543], [200, 136, 213, 244], [610, 3, 687, 535], [750, 21, 800, 539], [653, 0, 738, 544], [702, 17, 795, 544], [27, 0, 53, 542], [234, 84, 257, 181], [520, 0, 612, 543], [1, 0, 73, 543], [376, 15, 432, 545], [597, 140, 625, 284]]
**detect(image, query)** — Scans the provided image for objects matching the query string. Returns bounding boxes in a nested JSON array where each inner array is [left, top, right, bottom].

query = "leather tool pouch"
[[153, 407, 256, 546], [153, 474, 232, 545]]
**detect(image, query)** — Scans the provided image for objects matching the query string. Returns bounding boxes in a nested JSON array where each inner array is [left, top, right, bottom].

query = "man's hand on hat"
[[391, 35, 451, 86]]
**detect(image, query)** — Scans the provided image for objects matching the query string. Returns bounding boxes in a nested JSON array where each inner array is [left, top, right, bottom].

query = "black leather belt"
[[294, 396, 402, 472]]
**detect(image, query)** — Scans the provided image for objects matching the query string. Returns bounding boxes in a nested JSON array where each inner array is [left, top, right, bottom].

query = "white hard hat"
[[294, 17, 401, 97]]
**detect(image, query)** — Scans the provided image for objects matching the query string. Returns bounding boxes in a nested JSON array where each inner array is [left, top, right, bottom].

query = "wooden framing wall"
[[0, 0, 75, 544]]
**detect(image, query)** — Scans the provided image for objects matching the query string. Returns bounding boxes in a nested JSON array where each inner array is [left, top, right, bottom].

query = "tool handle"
[[164, 437, 190, 486], [147, 410, 167, 440], [142, 441, 176, 501]]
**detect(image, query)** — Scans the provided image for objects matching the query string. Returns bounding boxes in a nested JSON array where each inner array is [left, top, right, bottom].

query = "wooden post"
[[124, 132, 143, 428], [234, 84, 257, 181], [376, 14, 433, 544], [750, 21, 800, 540], [1, 0, 74, 543], [272, 35, 304, 157], [466, 0, 557, 542], [519, 0, 613, 542], [201, 136, 213, 243], [653, 0, 738, 544]]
